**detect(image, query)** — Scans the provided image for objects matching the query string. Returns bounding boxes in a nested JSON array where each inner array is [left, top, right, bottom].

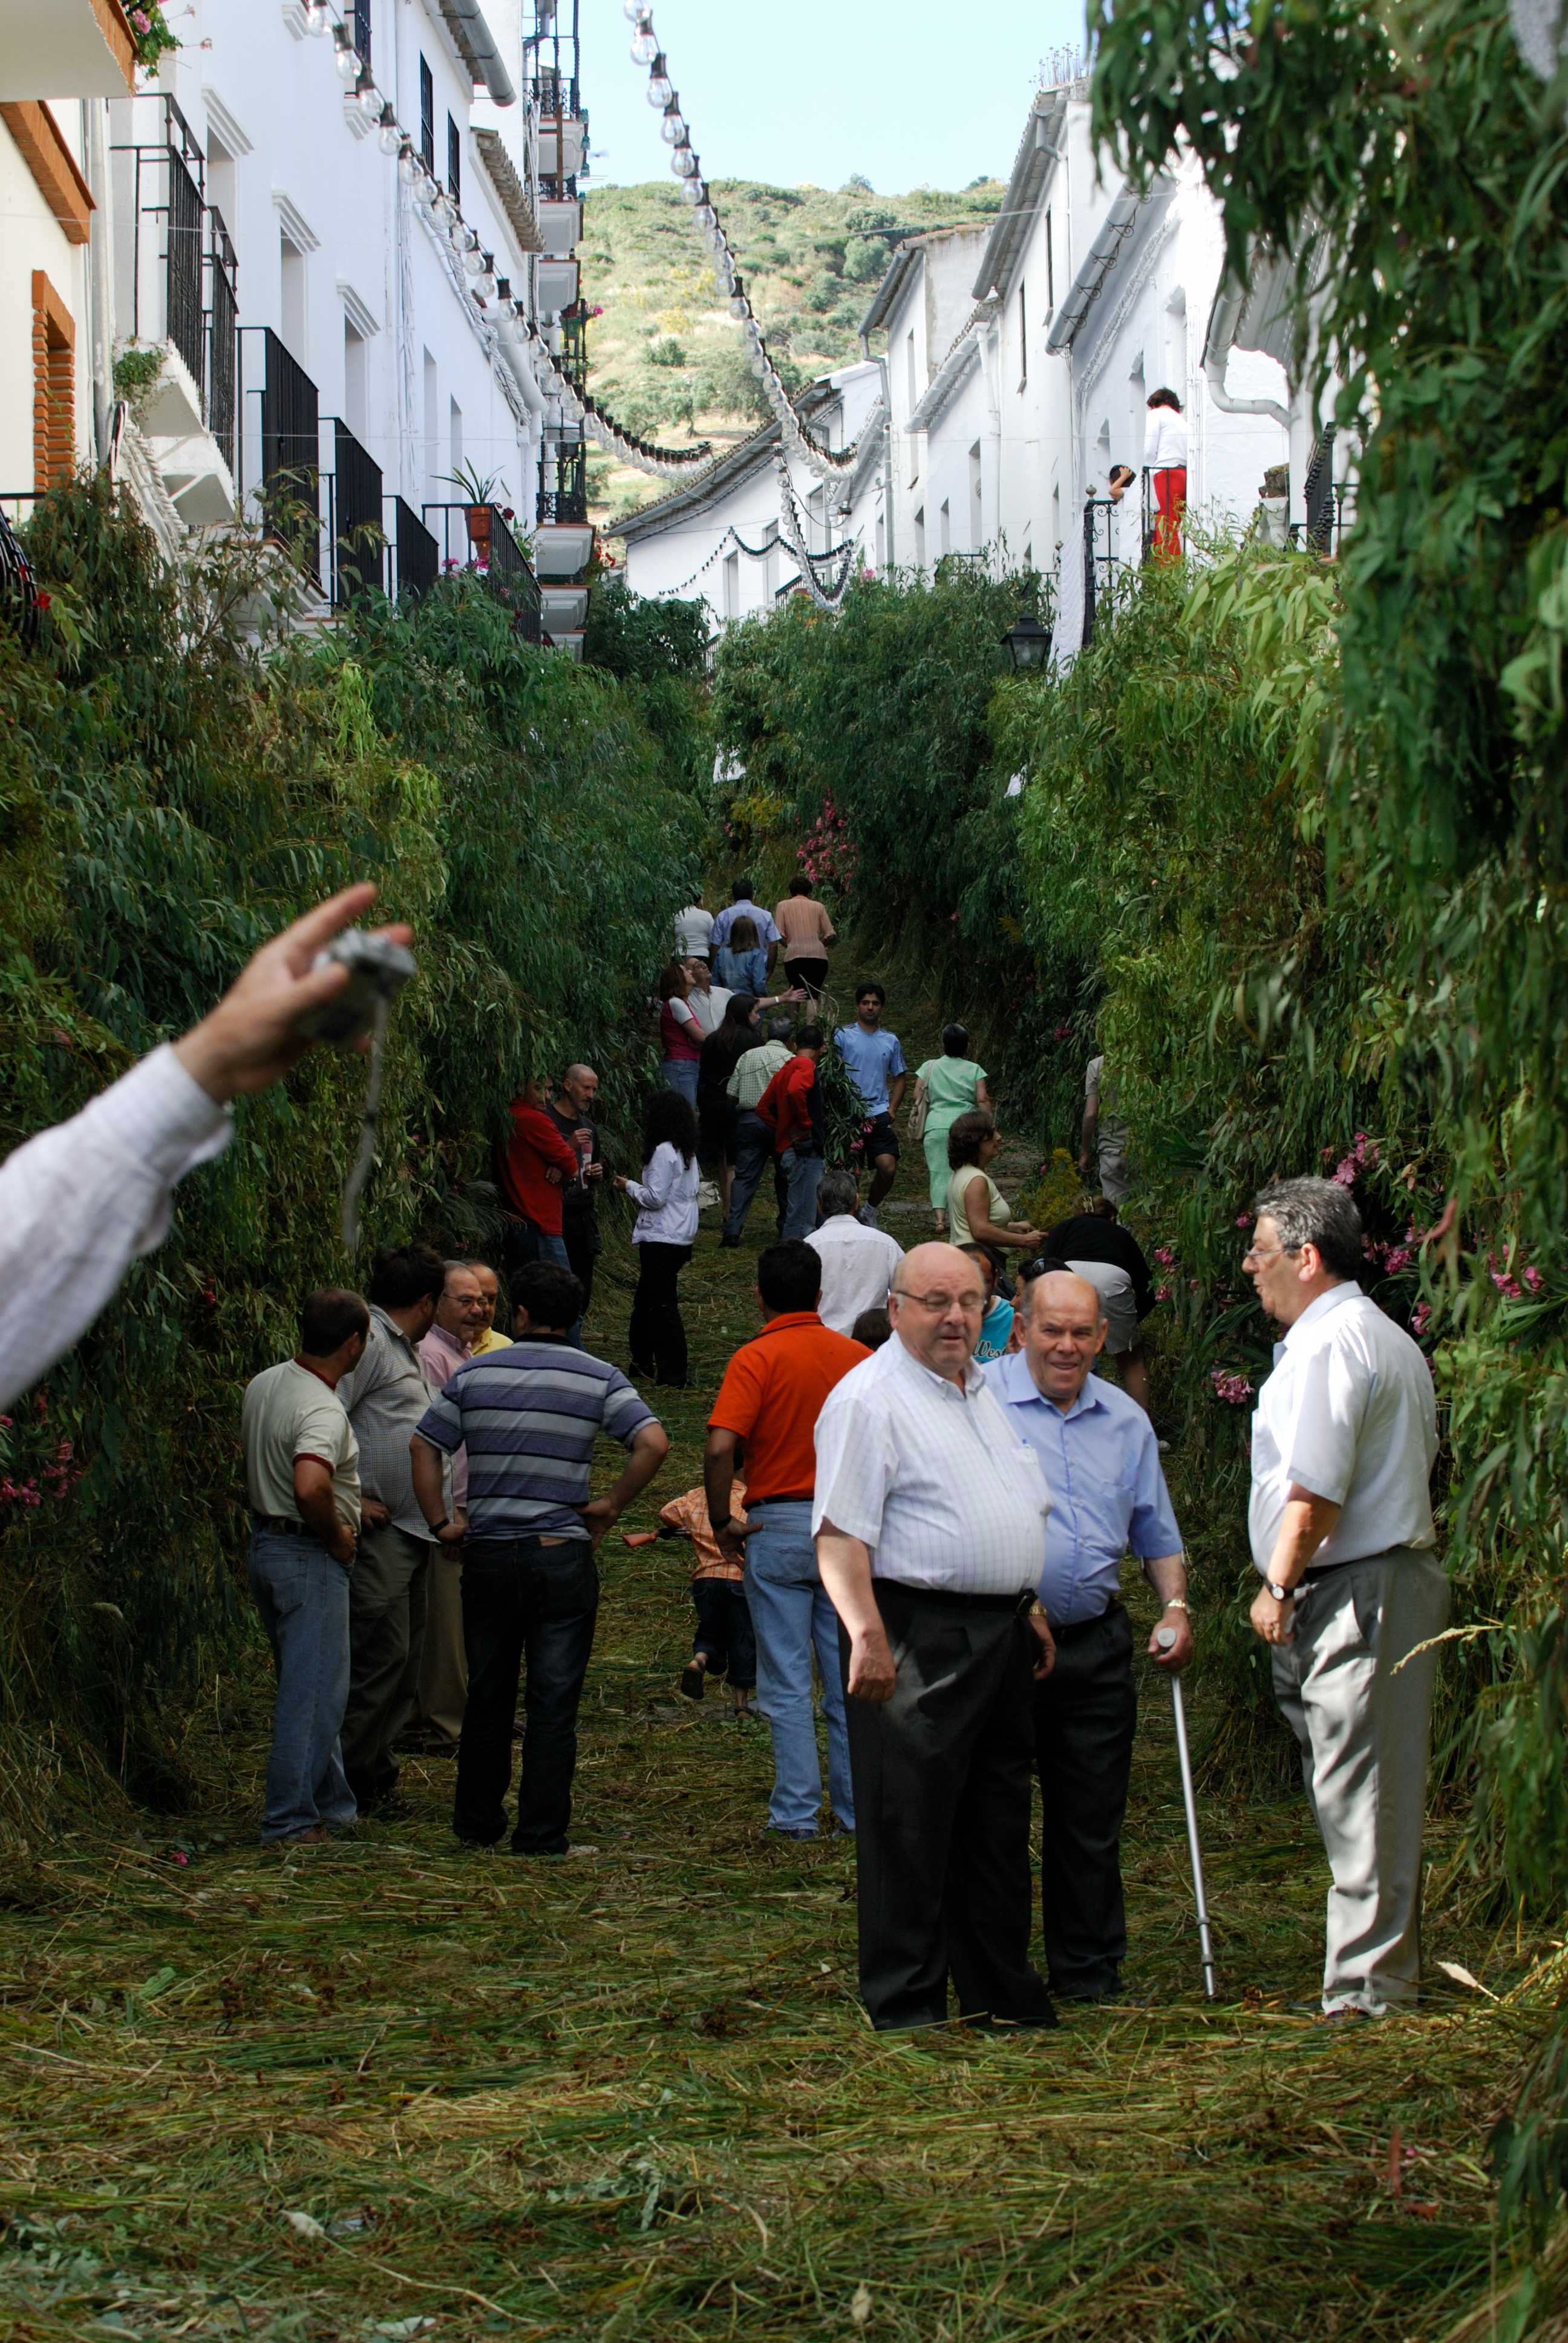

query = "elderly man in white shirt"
[[0, 884, 410, 1414], [805, 1170, 904, 1335], [814, 1241, 1059, 2032], [1243, 1176, 1446, 2020]]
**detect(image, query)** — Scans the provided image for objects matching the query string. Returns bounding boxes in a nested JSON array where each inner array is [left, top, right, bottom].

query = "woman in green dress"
[[914, 1024, 992, 1231]]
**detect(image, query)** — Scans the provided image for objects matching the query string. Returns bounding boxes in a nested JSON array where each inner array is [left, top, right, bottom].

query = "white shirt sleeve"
[[624, 1142, 680, 1213], [0, 1044, 232, 1410], [812, 1380, 893, 1544], [668, 996, 699, 1032]]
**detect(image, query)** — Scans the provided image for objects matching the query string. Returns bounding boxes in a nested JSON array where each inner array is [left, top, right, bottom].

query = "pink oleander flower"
[[1210, 1368, 1254, 1406], [1053, 1023, 1071, 1040], [1411, 1302, 1432, 1336], [1235, 1211, 1253, 1228], [1155, 1284, 1172, 1303], [1331, 1157, 1358, 1188], [1383, 1246, 1414, 1277], [1523, 1265, 1544, 1293], [1491, 1270, 1522, 1299], [1154, 1246, 1177, 1268]]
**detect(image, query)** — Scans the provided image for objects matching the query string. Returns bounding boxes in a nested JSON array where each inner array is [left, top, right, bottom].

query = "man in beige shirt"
[[774, 877, 836, 999], [241, 1288, 368, 1847]]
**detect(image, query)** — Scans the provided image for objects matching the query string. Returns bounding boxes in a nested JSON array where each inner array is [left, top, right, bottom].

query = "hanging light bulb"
[[748, 346, 768, 379], [377, 102, 400, 152], [463, 240, 486, 275], [414, 166, 438, 205], [632, 24, 658, 66], [659, 102, 684, 144], [670, 143, 697, 178], [647, 56, 673, 103], [624, 0, 648, 18], [397, 136, 418, 182], [477, 254, 498, 298], [693, 201, 716, 232], [729, 292, 751, 321], [356, 73, 383, 122], [430, 185, 452, 223], [332, 24, 360, 80], [681, 175, 705, 206], [303, 0, 330, 32]]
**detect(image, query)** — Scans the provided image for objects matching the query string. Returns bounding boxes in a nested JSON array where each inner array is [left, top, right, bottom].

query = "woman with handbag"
[[912, 1023, 991, 1233]]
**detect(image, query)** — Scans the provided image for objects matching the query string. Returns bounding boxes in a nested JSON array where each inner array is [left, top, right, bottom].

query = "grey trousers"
[[1270, 1547, 1451, 2014], [342, 1524, 432, 1804]]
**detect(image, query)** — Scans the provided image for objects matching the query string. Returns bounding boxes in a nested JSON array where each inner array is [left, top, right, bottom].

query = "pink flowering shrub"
[[798, 794, 858, 899], [1210, 1368, 1255, 1406]]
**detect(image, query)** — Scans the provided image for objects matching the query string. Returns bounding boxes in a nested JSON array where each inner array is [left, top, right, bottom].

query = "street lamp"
[[1002, 608, 1051, 672]]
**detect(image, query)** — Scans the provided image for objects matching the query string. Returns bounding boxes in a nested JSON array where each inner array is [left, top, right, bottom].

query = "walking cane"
[[1155, 1625, 1218, 2001]]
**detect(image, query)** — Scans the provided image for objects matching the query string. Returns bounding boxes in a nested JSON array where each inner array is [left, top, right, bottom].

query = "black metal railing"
[[538, 440, 587, 525], [533, 71, 580, 116], [390, 496, 437, 601], [0, 504, 40, 652], [166, 134, 204, 391], [207, 208, 238, 480], [557, 306, 589, 391], [421, 502, 543, 635], [1081, 493, 1120, 646], [328, 418, 384, 606], [537, 172, 580, 203], [260, 328, 321, 580], [350, 0, 372, 76], [1303, 427, 1337, 554]]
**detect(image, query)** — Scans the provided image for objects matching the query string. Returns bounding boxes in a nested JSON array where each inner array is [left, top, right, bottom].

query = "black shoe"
[[719, 1234, 742, 1250]]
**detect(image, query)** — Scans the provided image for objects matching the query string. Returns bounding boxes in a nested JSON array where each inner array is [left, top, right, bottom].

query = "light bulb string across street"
[[622, 0, 861, 483], [292, 0, 701, 476]]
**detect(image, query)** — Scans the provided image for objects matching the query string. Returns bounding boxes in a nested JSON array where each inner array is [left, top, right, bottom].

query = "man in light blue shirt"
[[710, 876, 782, 974], [833, 980, 907, 1217], [983, 1268, 1192, 2001]]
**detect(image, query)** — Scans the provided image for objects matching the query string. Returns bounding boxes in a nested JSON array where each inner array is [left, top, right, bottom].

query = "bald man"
[[984, 1270, 1191, 2002], [549, 1064, 605, 1317], [813, 1242, 1059, 2032]]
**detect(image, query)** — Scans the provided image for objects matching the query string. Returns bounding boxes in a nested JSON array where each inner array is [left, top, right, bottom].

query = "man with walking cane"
[[984, 1268, 1192, 2003]]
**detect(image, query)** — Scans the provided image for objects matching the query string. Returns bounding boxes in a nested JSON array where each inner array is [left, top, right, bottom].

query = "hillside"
[[580, 175, 1005, 528]]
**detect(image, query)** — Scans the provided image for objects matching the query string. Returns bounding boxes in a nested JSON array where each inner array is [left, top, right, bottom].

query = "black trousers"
[[691, 1578, 757, 1690], [629, 1240, 691, 1386], [841, 1582, 1056, 2030], [1034, 1602, 1137, 1997], [785, 955, 829, 998], [454, 1538, 599, 1853], [563, 1223, 598, 1316]]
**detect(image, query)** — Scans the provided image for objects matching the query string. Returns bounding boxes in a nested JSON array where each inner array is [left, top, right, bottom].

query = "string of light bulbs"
[[773, 453, 858, 612], [621, 0, 861, 481], [288, 0, 704, 477]]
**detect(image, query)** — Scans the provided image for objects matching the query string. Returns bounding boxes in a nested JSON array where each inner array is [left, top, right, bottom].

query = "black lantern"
[[1002, 608, 1051, 672]]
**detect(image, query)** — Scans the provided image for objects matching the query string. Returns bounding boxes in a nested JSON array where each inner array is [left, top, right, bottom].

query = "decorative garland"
[[772, 452, 858, 611], [621, 0, 861, 482]]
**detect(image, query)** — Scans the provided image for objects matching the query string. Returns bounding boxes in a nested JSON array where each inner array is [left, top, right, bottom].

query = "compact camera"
[[297, 928, 417, 1045]]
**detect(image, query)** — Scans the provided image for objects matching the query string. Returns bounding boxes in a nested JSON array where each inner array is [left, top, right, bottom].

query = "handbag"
[[907, 1078, 930, 1146]]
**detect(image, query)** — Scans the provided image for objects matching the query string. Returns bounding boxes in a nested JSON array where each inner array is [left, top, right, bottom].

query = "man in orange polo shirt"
[[705, 1239, 867, 1837]]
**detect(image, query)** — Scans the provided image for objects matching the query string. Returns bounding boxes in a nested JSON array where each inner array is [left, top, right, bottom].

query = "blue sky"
[[577, 0, 1090, 196]]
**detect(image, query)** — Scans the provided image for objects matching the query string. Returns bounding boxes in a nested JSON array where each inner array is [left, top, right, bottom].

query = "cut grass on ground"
[[0, 975, 1551, 2341]]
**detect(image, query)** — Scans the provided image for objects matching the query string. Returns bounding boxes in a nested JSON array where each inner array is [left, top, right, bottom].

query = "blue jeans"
[[661, 1058, 700, 1107], [745, 1500, 854, 1833], [780, 1148, 825, 1240], [248, 1527, 356, 1842], [501, 1224, 581, 1344], [725, 1109, 774, 1240]]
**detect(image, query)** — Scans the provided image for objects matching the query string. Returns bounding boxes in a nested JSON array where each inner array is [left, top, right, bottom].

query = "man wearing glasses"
[[984, 1267, 1191, 2004], [812, 1242, 1059, 2032], [1243, 1178, 1445, 2019]]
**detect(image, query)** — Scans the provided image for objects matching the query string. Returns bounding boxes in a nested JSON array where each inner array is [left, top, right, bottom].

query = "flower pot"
[[465, 503, 492, 556]]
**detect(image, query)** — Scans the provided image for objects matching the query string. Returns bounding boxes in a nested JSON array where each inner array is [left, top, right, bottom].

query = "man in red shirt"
[[756, 1024, 826, 1241], [500, 1076, 580, 1288], [705, 1239, 867, 1837]]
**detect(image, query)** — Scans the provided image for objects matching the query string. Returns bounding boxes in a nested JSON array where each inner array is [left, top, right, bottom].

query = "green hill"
[[580, 176, 1005, 527]]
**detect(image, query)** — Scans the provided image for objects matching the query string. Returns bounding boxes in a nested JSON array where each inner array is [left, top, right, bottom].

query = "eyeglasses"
[[1243, 1243, 1301, 1267], [890, 1289, 985, 1315]]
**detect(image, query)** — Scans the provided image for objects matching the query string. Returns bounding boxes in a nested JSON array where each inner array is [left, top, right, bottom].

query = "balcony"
[[532, 71, 587, 178], [110, 96, 237, 524], [0, 0, 137, 99], [537, 197, 581, 258], [326, 418, 382, 606], [244, 326, 321, 586], [421, 502, 544, 637], [0, 502, 41, 650], [538, 439, 587, 526], [389, 496, 437, 601], [536, 256, 580, 317]]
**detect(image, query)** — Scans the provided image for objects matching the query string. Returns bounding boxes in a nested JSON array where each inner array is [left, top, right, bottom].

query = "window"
[[1018, 281, 1028, 388], [350, 0, 372, 75], [419, 56, 434, 175], [938, 497, 950, 557], [447, 115, 461, 205], [422, 349, 437, 496], [344, 320, 367, 439], [1045, 208, 1055, 320], [723, 550, 739, 619], [30, 270, 73, 492], [913, 505, 926, 572], [449, 395, 463, 476], [280, 231, 307, 360]]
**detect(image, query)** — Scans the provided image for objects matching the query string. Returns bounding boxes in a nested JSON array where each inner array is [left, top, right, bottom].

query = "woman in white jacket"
[[1143, 387, 1188, 559], [614, 1088, 701, 1386]]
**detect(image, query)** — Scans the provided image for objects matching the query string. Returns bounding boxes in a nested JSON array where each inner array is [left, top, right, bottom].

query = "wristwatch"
[[1266, 1578, 1294, 1602], [427, 1516, 449, 1535]]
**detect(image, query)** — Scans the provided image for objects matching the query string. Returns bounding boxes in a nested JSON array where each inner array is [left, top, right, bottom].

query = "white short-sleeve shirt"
[[813, 1332, 1051, 1593], [1248, 1282, 1436, 1573]]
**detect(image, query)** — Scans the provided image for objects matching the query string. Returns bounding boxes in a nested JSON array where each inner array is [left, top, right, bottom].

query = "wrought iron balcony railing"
[[0, 503, 41, 652], [532, 71, 581, 117], [207, 208, 238, 480], [112, 96, 240, 476], [327, 418, 384, 606], [258, 327, 321, 583], [421, 503, 543, 636], [390, 497, 437, 602]]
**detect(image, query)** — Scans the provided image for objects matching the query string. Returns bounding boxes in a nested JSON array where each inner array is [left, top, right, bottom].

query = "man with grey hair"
[[1243, 1175, 1445, 2019], [805, 1170, 904, 1335]]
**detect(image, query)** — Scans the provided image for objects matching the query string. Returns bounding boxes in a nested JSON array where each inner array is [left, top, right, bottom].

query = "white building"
[[1, 0, 598, 650], [616, 366, 881, 632]]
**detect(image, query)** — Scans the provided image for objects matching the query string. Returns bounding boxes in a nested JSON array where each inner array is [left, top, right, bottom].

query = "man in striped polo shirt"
[[411, 1259, 669, 1854]]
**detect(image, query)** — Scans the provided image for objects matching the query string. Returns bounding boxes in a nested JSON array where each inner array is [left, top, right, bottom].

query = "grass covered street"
[[0, 1069, 1546, 2342]]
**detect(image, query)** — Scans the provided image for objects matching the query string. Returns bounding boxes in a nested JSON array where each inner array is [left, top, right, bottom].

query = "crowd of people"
[[0, 880, 1449, 2037]]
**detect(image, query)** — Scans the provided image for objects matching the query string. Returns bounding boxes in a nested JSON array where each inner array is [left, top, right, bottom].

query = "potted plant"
[[437, 462, 511, 558]]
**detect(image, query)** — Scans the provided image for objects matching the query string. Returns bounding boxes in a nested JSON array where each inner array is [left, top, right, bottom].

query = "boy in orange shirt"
[[626, 1476, 755, 1716]]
